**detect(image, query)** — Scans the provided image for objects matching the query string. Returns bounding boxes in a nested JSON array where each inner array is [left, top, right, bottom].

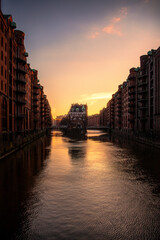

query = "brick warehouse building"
[[0, 4, 52, 137], [98, 47, 160, 137]]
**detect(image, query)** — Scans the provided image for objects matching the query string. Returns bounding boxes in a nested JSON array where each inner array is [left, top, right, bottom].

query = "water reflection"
[[68, 144, 86, 160], [88, 132, 110, 142], [87, 131, 160, 185], [0, 133, 51, 239], [1, 130, 160, 240], [110, 136, 160, 184]]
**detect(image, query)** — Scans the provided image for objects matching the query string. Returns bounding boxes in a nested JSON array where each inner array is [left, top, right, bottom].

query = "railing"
[[16, 98, 26, 105], [16, 88, 26, 94], [128, 95, 135, 101], [17, 113, 25, 118], [33, 85, 39, 89], [128, 108, 134, 113], [138, 96, 147, 101], [138, 87, 147, 94], [16, 78, 26, 84], [16, 66, 27, 74], [16, 55, 26, 64], [33, 91, 39, 95], [138, 80, 147, 86], [138, 70, 147, 78]]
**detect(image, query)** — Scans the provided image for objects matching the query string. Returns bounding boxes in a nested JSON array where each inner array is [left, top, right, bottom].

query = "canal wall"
[[0, 129, 51, 160], [111, 129, 160, 149]]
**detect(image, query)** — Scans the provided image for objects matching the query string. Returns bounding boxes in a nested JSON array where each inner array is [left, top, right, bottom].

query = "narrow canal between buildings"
[[0, 130, 160, 240]]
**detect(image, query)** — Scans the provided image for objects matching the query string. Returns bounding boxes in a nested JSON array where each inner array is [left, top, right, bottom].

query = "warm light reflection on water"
[[0, 130, 160, 240]]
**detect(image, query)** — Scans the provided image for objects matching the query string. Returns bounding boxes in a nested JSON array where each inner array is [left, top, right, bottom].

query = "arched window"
[[2, 98, 7, 131]]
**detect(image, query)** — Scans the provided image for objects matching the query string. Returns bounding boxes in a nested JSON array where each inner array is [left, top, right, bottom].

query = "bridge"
[[87, 126, 111, 132], [52, 125, 110, 133]]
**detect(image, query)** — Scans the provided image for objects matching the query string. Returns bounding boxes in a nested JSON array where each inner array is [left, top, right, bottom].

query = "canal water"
[[0, 130, 160, 240]]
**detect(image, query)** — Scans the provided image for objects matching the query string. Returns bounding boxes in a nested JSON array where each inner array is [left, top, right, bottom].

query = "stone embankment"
[[111, 129, 160, 149], [0, 130, 50, 160]]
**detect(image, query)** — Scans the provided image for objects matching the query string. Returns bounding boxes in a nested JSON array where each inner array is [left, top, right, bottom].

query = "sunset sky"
[[2, 0, 160, 117]]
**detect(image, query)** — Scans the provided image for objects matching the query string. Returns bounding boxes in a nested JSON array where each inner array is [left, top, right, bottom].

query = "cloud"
[[80, 92, 112, 101], [88, 7, 128, 39], [102, 7, 128, 36], [102, 24, 122, 36], [88, 31, 100, 39], [120, 7, 128, 16], [112, 17, 121, 23]]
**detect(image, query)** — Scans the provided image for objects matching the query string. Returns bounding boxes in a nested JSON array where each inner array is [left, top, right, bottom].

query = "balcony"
[[128, 89, 135, 95], [33, 109, 38, 114], [128, 81, 135, 89], [138, 95, 147, 102], [17, 113, 25, 118], [16, 99, 26, 105], [138, 87, 147, 94], [138, 70, 147, 79], [128, 108, 134, 113], [139, 105, 147, 110], [16, 88, 26, 94], [139, 115, 147, 121], [128, 85, 135, 89], [33, 91, 39, 95], [128, 95, 135, 101], [128, 102, 135, 107], [16, 56, 26, 64], [24, 52, 29, 57], [16, 66, 27, 75], [128, 116, 134, 122], [33, 85, 39, 89], [11, 21, 16, 29], [16, 78, 26, 84], [138, 80, 147, 86], [33, 103, 38, 108], [150, 102, 153, 107]]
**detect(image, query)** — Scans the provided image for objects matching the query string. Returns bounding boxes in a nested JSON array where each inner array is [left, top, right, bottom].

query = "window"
[[1, 80, 3, 90], [10, 39, 12, 49], [1, 37, 3, 47], [1, 22, 4, 32], [1, 66, 3, 76], [1, 51, 3, 61], [2, 98, 7, 131]]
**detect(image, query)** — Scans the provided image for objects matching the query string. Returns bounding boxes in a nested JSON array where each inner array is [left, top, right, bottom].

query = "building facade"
[[98, 47, 160, 137], [0, 6, 52, 138], [88, 114, 100, 127]]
